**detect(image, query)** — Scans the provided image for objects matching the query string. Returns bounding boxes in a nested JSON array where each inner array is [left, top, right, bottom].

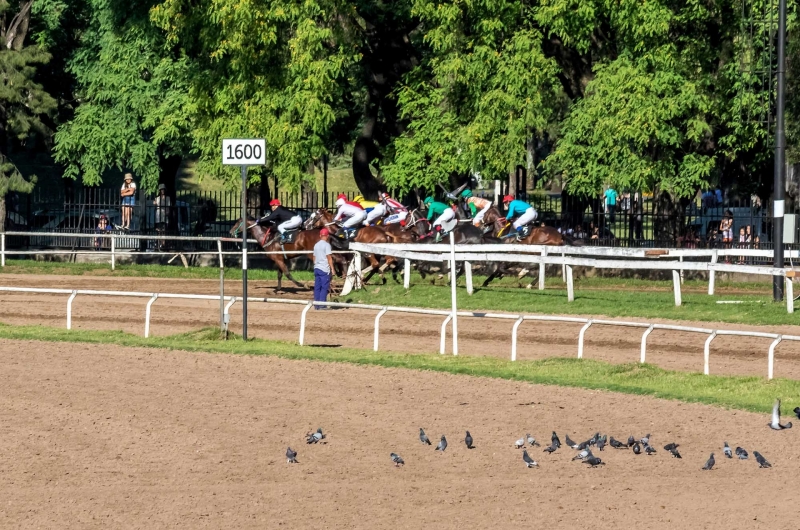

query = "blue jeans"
[[314, 269, 331, 308]]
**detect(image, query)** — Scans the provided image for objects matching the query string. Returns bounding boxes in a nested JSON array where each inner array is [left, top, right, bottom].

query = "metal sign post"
[[773, 0, 787, 302], [222, 138, 266, 340]]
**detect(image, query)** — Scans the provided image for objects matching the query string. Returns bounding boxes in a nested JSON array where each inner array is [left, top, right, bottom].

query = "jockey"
[[353, 194, 379, 210], [257, 199, 302, 242], [334, 196, 366, 236], [502, 195, 538, 237], [364, 192, 408, 226], [424, 196, 455, 242], [461, 189, 492, 227]]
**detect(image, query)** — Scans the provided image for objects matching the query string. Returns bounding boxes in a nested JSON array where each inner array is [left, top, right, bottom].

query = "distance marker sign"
[[222, 139, 266, 166]]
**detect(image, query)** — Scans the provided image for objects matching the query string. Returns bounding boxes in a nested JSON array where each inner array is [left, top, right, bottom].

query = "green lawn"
[[0, 323, 797, 414]]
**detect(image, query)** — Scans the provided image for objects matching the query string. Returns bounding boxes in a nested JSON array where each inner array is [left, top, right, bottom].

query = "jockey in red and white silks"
[[334, 197, 367, 228], [364, 192, 408, 226]]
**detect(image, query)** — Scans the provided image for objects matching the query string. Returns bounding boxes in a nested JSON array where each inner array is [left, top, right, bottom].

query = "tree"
[[0, 0, 58, 231]]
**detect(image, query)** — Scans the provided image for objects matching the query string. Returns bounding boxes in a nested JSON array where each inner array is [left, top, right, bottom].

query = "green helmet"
[[460, 189, 472, 199], [424, 196, 434, 205]]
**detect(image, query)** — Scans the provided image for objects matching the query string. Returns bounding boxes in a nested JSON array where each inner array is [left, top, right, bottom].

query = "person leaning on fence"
[[120, 173, 136, 230], [94, 214, 112, 250], [313, 228, 336, 309], [154, 184, 171, 249]]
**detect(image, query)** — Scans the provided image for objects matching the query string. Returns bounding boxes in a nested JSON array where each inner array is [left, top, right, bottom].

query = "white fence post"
[[768, 336, 782, 380], [786, 277, 794, 314], [66, 290, 77, 330], [449, 232, 458, 356], [298, 302, 312, 345], [110, 236, 116, 271], [439, 315, 452, 354], [2, 233, 6, 267], [465, 261, 473, 295], [672, 270, 682, 306], [640, 325, 655, 363], [403, 258, 411, 289], [354, 252, 363, 290], [561, 251, 566, 282], [373, 308, 388, 351], [703, 332, 717, 375], [539, 247, 547, 290], [679, 256, 684, 284], [144, 294, 158, 338], [577, 320, 592, 358], [708, 250, 718, 295], [566, 265, 575, 302], [217, 239, 224, 268], [511, 317, 524, 361]]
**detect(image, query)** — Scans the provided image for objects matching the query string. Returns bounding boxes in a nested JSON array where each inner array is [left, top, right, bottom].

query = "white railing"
[[0, 285, 797, 380]]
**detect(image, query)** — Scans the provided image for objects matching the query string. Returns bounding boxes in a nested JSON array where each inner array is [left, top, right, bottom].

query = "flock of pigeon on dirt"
[[285, 399, 799, 470]]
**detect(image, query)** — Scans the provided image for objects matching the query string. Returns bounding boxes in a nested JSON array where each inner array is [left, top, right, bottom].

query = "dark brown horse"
[[230, 217, 343, 292]]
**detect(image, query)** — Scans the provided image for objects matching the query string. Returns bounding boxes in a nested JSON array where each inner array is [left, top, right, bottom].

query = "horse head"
[[305, 208, 336, 230], [404, 209, 430, 237]]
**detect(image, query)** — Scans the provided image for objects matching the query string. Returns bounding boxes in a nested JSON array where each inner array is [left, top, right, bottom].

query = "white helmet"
[[335, 198, 345, 207]]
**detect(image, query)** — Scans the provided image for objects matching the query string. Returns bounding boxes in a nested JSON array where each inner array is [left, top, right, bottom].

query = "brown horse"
[[230, 216, 344, 292]]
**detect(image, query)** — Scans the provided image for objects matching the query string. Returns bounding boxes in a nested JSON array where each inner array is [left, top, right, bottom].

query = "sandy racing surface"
[[1, 273, 800, 379], [0, 338, 798, 528]]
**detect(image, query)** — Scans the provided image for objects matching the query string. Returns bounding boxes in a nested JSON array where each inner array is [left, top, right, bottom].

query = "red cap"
[[319, 228, 330, 236], [337, 193, 347, 199], [503, 194, 514, 203], [269, 199, 281, 206]]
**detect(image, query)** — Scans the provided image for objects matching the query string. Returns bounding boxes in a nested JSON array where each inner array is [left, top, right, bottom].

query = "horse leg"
[[482, 265, 502, 287], [283, 268, 306, 289]]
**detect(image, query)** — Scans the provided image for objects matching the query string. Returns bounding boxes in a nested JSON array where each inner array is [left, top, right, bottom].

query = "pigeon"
[[768, 399, 793, 430], [589, 432, 601, 446], [286, 447, 298, 463], [465, 431, 474, 449], [627, 435, 636, 447], [702, 453, 715, 470], [543, 442, 558, 453], [390, 452, 405, 466], [576, 440, 591, 451], [436, 435, 447, 452], [609, 437, 627, 449], [640, 433, 651, 446], [584, 456, 605, 467], [572, 448, 592, 461], [565, 435, 578, 449], [663, 442, 679, 451], [735, 447, 749, 460], [754, 451, 771, 468], [526, 434, 540, 447], [522, 449, 538, 468], [551, 431, 561, 448], [419, 428, 431, 445], [306, 428, 325, 444], [597, 437, 606, 452], [645, 444, 657, 455], [723, 442, 732, 459], [515, 437, 526, 449], [632, 442, 641, 455], [670, 447, 682, 458], [794, 406, 800, 420]]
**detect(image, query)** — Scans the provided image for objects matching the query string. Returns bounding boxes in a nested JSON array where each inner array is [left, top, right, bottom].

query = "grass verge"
[[0, 322, 796, 414]]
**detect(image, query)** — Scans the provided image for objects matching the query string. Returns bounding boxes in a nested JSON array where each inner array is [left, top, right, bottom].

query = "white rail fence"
[[0, 285, 796, 380]]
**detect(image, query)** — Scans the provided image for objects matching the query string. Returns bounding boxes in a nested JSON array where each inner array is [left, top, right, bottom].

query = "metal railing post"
[[144, 294, 158, 338], [440, 315, 452, 354], [298, 302, 312, 345], [449, 232, 458, 356], [768, 335, 782, 380], [66, 290, 77, 330], [110, 236, 115, 271], [217, 239, 224, 268], [511, 317, 524, 361], [703, 332, 717, 375], [577, 320, 593, 358], [373, 308, 388, 351], [640, 325, 655, 363], [1, 233, 5, 267]]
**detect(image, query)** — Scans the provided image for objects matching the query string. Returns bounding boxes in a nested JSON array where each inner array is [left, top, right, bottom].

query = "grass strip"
[[0, 323, 796, 414]]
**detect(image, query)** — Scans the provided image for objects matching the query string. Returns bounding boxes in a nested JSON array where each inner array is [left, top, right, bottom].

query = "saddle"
[[280, 229, 300, 244], [498, 222, 532, 239], [335, 226, 360, 240]]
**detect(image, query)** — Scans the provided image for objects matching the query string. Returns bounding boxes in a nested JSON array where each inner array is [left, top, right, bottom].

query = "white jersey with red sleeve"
[[384, 197, 407, 213], [335, 203, 365, 221]]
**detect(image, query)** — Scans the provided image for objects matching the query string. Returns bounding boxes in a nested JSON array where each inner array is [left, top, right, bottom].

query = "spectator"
[[701, 189, 715, 209], [313, 228, 335, 309], [604, 187, 618, 223], [720, 210, 733, 261], [94, 214, 112, 250], [154, 183, 171, 250], [120, 173, 136, 230], [715, 186, 723, 206], [736, 226, 747, 264]]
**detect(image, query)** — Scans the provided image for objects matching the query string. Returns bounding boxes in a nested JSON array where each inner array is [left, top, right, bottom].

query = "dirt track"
[[0, 338, 798, 528], [1, 273, 800, 379]]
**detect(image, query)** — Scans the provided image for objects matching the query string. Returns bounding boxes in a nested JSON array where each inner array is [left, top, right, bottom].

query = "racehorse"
[[230, 216, 344, 293]]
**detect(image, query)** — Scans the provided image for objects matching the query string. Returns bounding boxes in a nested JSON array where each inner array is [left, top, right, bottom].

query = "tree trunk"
[[158, 154, 182, 234], [258, 174, 272, 216], [0, 194, 6, 232], [352, 118, 382, 200]]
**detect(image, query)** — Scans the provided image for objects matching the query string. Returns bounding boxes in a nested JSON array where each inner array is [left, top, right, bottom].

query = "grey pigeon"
[[589, 432, 601, 446], [609, 437, 627, 449], [286, 447, 298, 463], [551, 431, 561, 448], [306, 428, 325, 444], [436, 435, 447, 452], [645, 444, 657, 455], [663, 442, 679, 451], [640, 433, 651, 446], [670, 447, 682, 458], [702, 453, 715, 470], [390, 452, 405, 466], [572, 448, 592, 461], [465, 431, 474, 449], [794, 406, 800, 420], [584, 456, 604, 467], [526, 434, 540, 447], [576, 440, 591, 451], [735, 446, 749, 460], [768, 399, 793, 430], [565, 435, 578, 449], [515, 436, 526, 449], [723, 442, 732, 458], [627, 435, 636, 447], [543, 442, 558, 453], [632, 442, 641, 455], [522, 449, 538, 468], [419, 428, 431, 445], [597, 437, 606, 452], [754, 451, 771, 468]]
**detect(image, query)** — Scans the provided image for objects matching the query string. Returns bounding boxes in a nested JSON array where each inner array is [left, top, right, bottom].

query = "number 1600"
[[226, 144, 262, 160]]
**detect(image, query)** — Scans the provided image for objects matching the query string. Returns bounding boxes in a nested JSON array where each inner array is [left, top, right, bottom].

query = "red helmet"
[[319, 228, 330, 236], [269, 199, 281, 206], [503, 194, 514, 203], [337, 193, 347, 200]]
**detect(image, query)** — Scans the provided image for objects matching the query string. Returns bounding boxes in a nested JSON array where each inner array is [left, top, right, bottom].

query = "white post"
[[440, 315, 452, 354], [538, 247, 547, 290], [511, 317, 524, 361], [449, 232, 458, 355], [577, 320, 592, 358], [561, 251, 566, 282], [672, 270, 682, 306], [217, 239, 224, 268], [703, 332, 717, 375], [566, 265, 574, 302], [354, 252, 363, 290], [640, 325, 655, 363], [144, 294, 158, 338], [298, 302, 312, 345], [403, 258, 411, 289], [768, 336, 782, 380], [223, 298, 237, 335], [708, 250, 718, 295], [786, 277, 794, 314], [373, 308, 388, 351], [493, 179, 501, 205], [679, 256, 684, 284], [110, 236, 116, 271], [465, 261, 473, 295], [0, 233, 4, 267], [66, 290, 77, 330]]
